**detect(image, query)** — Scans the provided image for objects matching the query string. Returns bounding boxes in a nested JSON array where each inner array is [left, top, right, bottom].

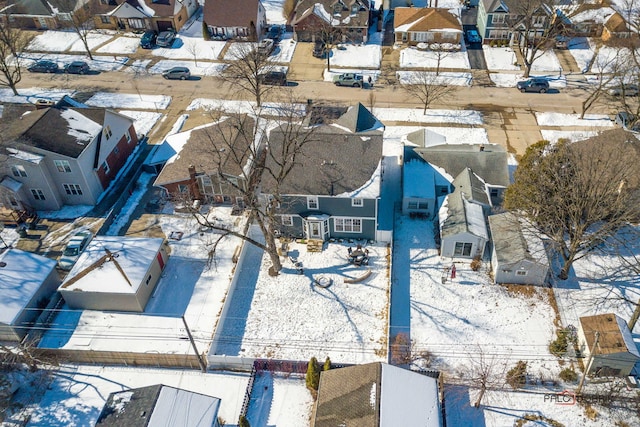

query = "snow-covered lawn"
[[530, 49, 562, 73], [490, 73, 567, 89], [483, 46, 520, 71], [84, 92, 172, 110], [97, 35, 143, 54], [373, 108, 483, 125], [269, 35, 297, 63], [396, 71, 473, 86], [329, 43, 382, 68], [68, 33, 113, 52], [540, 130, 601, 143], [148, 59, 228, 76], [246, 373, 314, 427], [213, 231, 390, 364], [567, 37, 596, 73], [535, 112, 613, 127], [398, 218, 558, 375], [186, 98, 306, 116], [263, 0, 287, 24], [0, 87, 73, 104], [27, 30, 87, 52], [153, 36, 227, 61], [399, 46, 470, 69]]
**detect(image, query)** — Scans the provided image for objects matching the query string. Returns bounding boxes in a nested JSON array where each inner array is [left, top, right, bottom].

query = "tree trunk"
[[423, 102, 428, 115], [628, 301, 640, 331], [264, 230, 282, 274], [559, 260, 571, 280], [474, 385, 486, 408], [83, 39, 94, 60], [10, 83, 18, 96]]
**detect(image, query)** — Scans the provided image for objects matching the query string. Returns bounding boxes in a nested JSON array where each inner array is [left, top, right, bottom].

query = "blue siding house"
[[262, 103, 384, 241]]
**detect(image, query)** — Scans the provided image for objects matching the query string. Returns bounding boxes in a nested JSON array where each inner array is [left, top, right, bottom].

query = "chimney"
[[479, 145, 485, 151], [188, 165, 203, 200]]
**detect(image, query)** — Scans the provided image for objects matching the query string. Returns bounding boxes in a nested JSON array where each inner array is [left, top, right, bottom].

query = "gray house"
[[263, 103, 384, 242], [488, 212, 549, 285], [477, 0, 553, 45], [0, 249, 59, 341], [96, 384, 222, 427]]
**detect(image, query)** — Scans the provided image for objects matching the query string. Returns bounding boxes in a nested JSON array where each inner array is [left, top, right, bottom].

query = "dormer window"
[[333, 3, 342, 15], [351, 4, 358, 14]]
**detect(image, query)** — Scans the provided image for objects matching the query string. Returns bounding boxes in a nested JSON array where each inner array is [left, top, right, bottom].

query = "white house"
[[58, 236, 168, 312], [488, 212, 550, 285], [577, 313, 640, 377], [0, 249, 59, 341]]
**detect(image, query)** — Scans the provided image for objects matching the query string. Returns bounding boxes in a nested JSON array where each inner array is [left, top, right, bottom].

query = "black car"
[[140, 30, 157, 49], [259, 71, 287, 86], [28, 60, 59, 73], [267, 25, 282, 42], [64, 61, 90, 74], [313, 41, 326, 58], [516, 78, 550, 93]]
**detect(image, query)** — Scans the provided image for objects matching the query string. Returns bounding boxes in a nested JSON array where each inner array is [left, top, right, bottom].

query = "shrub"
[[506, 361, 527, 389], [489, 40, 496, 47], [559, 368, 577, 383], [202, 21, 211, 41], [239, 415, 250, 427], [323, 357, 331, 371], [470, 256, 482, 271], [549, 329, 570, 357], [306, 357, 320, 392]]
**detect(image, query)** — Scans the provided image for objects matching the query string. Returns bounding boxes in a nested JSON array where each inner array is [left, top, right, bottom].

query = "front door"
[[308, 221, 322, 239]]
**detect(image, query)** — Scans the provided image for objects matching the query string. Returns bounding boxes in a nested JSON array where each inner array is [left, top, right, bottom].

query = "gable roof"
[[203, 0, 262, 28], [154, 116, 256, 187], [5, 106, 105, 158], [262, 105, 383, 196], [334, 102, 383, 133], [0, 249, 57, 327], [403, 159, 436, 199], [604, 11, 629, 34], [291, 0, 370, 28], [110, 0, 153, 18], [439, 178, 489, 240], [413, 142, 510, 188], [394, 7, 461, 33], [481, 0, 549, 16], [488, 212, 549, 267], [315, 362, 442, 427], [579, 313, 640, 358], [451, 167, 489, 205], [95, 384, 221, 427]]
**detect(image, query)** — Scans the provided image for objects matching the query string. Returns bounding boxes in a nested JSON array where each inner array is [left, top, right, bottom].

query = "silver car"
[[162, 67, 191, 80], [58, 231, 93, 271]]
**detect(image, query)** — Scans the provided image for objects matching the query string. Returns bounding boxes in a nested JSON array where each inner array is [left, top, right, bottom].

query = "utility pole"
[[576, 331, 599, 395], [182, 316, 207, 373]]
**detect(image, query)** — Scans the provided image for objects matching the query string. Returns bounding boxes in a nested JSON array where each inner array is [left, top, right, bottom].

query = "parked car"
[[313, 41, 326, 58], [516, 78, 550, 93], [162, 66, 191, 80], [140, 30, 157, 49], [27, 60, 59, 73], [257, 39, 275, 55], [608, 84, 639, 97], [613, 111, 640, 131], [267, 25, 282, 42], [156, 30, 176, 48], [334, 73, 364, 87], [259, 70, 287, 86], [465, 29, 481, 44], [32, 98, 56, 109], [58, 231, 93, 271], [64, 61, 90, 75]]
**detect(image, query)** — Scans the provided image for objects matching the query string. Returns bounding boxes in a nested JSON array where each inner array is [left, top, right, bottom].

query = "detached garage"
[[0, 249, 59, 341], [58, 237, 168, 312]]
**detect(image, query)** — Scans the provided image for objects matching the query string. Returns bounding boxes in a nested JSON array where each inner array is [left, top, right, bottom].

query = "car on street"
[[58, 231, 93, 271], [608, 83, 639, 97], [516, 78, 550, 93], [258, 70, 287, 86], [162, 66, 191, 80], [140, 30, 157, 49], [64, 61, 90, 74], [613, 111, 640, 131], [156, 30, 176, 47], [334, 73, 363, 87], [257, 38, 275, 55], [465, 29, 481, 44], [27, 60, 59, 73]]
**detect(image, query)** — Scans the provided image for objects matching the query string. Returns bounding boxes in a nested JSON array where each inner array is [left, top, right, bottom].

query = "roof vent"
[[606, 316, 614, 322], [0, 261, 6, 268]]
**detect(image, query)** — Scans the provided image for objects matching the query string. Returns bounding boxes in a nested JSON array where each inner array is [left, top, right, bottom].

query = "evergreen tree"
[[323, 356, 331, 371], [306, 357, 320, 391]]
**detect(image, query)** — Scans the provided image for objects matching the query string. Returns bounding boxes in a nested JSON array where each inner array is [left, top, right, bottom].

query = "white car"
[[58, 231, 93, 271]]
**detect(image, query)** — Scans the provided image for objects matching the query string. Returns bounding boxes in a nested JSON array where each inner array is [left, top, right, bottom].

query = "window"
[[146, 275, 152, 285], [281, 215, 294, 226], [334, 218, 362, 233], [63, 184, 83, 195], [100, 15, 110, 24], [126, 131, 132, 143], [492, 14, 505, 24], [408, 201, 428, 210], [114, 146, 119, 155], [516, 270, 528, 276], [54, 160, 71, 173], [31, 189, 45, 200], [490, 188, 499, 197], [58, 13, 72, 21], [102, 160, 110, 174], [439, 186, 449, 195], [533, 15, 545, 26], [11, 165, 27, 177], [454, 242, 473, 257], [104, 126, 112, 140], [307, 196, 319, 210], [352, 198, 363, 207]]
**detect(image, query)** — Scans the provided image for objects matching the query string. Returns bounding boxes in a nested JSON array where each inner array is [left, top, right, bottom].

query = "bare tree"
[[465, 346, 506, 408], [427, 43, 454, 76], [401, 71, 456, 114], [50, 0, 97, 60], [182, 100, 320, 275], [504, 136, 640, 280], [505, 0, 565, 78], [220, 42, 277, 106], [0, 18, 30, 95], [580, 52, 629, 119], [185, 39, 200, 67]]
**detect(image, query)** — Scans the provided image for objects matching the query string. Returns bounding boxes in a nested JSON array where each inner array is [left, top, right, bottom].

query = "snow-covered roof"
[[59, 236, 165, 294], [488, 212, 549, 267], [0, 249, 57, 326], [60, 108, 102, 143], [403, 159, 436, 199], [6, 147, 44, 164]]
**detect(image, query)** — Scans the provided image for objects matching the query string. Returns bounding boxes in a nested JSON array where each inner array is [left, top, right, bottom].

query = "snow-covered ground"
[[400, 46, 470, 69]]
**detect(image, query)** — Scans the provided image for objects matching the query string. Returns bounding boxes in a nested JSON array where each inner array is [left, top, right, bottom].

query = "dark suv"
[[140, 30, 157, 49], [516, 78, 550, 93], [259, 71, 287, 86], [64, 61, 90, 74], [28, 60, 59, 73]]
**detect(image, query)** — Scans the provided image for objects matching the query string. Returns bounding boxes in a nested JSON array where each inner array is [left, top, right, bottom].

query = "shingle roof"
[[5, 107, 104, 158], [262, 105, 383, 196], [440, 171, 489, 240], [154, 116, 256, 187], [580, 313, 640, 357], [292, 0, 370, 28], [203, 0, 261, 28], [488, 212, 547, 265], [604, 11, 629, 33], [451, 167, 489, 205], [394, 7, 461, 33], [96, 384, 161, 426]]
